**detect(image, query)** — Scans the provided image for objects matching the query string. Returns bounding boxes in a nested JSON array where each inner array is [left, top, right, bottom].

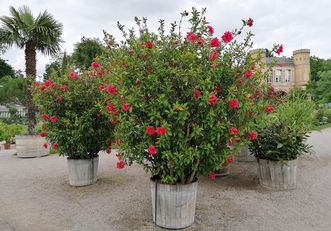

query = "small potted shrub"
[[0, 122, 26, 150], [96, 8, 276, 229], [33, 69, 114, 186], [249, 94, 315, 190]]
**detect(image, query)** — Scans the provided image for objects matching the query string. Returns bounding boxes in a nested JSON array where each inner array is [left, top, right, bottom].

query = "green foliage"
[[0, 5, 63, 55], [0, 76, 26, 105], [71, 37, 104, 69], [0, 121, 26, 143], [249, 95, 315, 161], [0, 58, 15, 78], [43, 51, 72, 80], [312, 71, 331, 103], [95, 8, 273, 184], [33, 69, 115, 159]]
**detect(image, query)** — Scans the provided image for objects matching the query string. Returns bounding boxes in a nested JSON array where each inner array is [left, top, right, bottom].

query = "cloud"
[[1, 0, 330, 78]]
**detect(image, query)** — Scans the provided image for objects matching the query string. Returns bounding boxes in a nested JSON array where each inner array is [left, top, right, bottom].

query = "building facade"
[[250, 49, 310, 92]]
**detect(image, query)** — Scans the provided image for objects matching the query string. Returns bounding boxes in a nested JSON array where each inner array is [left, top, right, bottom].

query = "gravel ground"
[[0, 128, 330, 231]]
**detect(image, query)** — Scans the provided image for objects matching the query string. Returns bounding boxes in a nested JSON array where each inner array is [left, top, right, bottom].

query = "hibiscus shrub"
[[96, 8, 276, 184], [33, 68, 114, 159]]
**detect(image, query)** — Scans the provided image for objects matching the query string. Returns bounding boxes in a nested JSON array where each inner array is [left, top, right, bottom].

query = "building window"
[[285, 69, 291, 82], [275, 69, 281, 82], [268, 71, 273, 83]]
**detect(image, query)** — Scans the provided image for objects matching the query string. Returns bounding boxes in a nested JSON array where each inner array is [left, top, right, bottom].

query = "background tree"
[[308, 56, 331, 102], [71, 37, 104, 69], [312, 70, 331, 103], [0, 76, 26, 105], [0, 58, 15, 78], [43, 51, 71, 80], [0, 5, 63, 134]]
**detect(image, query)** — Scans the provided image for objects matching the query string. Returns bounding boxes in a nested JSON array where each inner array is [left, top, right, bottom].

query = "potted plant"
[[96, 8, 274, 229], [33, 67, 114, 186], [0, 122, 26, 150], [249, 93, 315, 190]]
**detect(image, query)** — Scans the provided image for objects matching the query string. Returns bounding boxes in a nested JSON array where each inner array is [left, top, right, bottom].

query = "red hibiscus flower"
[[91, 61, 100, 68], [265, 104, 274, 113], [146, 41, 154, 49], [210, 37, 220, 47], [121, 104, 129, 111], [237, 79, 243, 85], [229, 98, 239, 109], [56, 96, 63, 102], [40, 85, 46, 92], [146, 126, 155, 136], [43, 143, 48, 149], [156, 127, 167, 135], [44, 80, 52, 87], [247, 18, 254, 27], [197, 37, 205, 46], [41, 114, 48, 121], [193, 89, 202, 99], [214, 85, 221, 94], [70, 71, 78, 79], [221, 31, 233, 43], [51, 83, 57, 89], [229, 127, 238, 136], [186, 32, 197, 42], [107, 85, 116, 94], [40, 132, 47, 137], [208, 172, 216, 180], [35, 82, 40, 87], [248, 131, 257, 140], [227, 155, 235, 164], [208, 25, 214, 35], [208, 94, 218, 105], [136, 79, 141, 85], [276, 44, 283, 55], [116, 160, 125, 169], [245, 70, 253, 79], [106, 103, 116, 113], [50, 116, 58, 123], [99, 84, 105, 92], [210, 49, 218, 61], [52, 143, 58, 150], [148, 145, 157, 155], [59, 85, 68, 92], [228, 139, 235, 146]]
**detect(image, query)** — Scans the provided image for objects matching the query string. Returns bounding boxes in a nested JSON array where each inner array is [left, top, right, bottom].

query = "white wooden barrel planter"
[[150, 179, 198, 229], [67, 156, 99, 186], [15, 135, 49, 158], [257, 158, 297, 190], [237, 146, 254, 162]]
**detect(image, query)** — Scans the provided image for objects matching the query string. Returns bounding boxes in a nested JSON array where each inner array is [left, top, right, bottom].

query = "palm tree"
[[0, 6, 63, 134]]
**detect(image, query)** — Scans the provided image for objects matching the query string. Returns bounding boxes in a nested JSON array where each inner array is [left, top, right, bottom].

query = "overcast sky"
[[1, 0, 330, 78]]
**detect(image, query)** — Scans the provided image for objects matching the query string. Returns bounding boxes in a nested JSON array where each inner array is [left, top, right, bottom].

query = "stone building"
[[250, 49, 310, 92]]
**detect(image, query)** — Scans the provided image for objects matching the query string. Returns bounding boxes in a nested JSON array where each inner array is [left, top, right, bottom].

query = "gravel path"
[[0, 128, 330, 231]]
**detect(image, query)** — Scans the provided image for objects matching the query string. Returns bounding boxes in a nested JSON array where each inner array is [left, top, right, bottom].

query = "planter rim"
[[67, 155, 99, 160], [15, 135, 42, 139], [257, 157, 297, 163], [150, 177, 198, 186]]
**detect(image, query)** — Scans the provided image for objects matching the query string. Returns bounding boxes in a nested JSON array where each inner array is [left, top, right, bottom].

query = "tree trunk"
[[25, 41, 37, 135]]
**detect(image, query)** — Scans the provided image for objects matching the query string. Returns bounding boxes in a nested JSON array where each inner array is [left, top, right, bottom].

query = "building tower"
[[293, 49, 310, 88]]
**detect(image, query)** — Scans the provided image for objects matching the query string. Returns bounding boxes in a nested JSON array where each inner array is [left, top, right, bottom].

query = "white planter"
[[257, 158, 297, 190], [150, 179, 198, 229], [15, 135, 49, 158], [67, 156, 99, 186], [237, 146, 254, 162]]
